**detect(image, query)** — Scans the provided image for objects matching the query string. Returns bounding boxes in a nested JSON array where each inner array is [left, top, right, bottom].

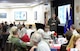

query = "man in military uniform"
[[48, 14, 60, 32]]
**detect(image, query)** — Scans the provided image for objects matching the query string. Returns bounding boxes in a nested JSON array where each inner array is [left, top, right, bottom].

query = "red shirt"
[[21, 34, 30, 42]]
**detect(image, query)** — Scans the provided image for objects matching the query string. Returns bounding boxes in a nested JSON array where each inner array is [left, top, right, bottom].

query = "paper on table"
[[70, 48, 78, 51]]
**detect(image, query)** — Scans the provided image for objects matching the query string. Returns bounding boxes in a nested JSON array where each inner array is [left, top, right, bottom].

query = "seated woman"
[[60, 31, 73, 51], [66, 34, 80, 51], [64, 31, 73, 45]]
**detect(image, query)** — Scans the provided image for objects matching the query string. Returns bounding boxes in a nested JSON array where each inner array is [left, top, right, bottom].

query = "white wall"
[[44, 3, 51, 20], [0, 9, 11, 23], [11, 8, 34, 24], [0, 3, 51, 25], [33, 4, 44, 24], [74, 0, 80, 29], [0, 4, 51, 25]]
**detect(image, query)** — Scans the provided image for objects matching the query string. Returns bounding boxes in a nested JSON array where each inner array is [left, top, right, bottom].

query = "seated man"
[[10, 29, 27, 51], [31, 32, 50, 51], [70, 24, 79, 35]]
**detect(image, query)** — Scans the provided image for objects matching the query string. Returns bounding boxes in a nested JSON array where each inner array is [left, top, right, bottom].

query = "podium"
[[57, 25, 64, 35], [35, 23, 45, 30]]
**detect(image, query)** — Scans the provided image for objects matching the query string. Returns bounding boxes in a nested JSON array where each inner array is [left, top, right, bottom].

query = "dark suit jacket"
[[48, 17, 60, 32]]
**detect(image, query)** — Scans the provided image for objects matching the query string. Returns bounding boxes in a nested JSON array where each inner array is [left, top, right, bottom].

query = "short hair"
[[13, 30, 18, 35], [31, 32, 42, 43], [10, 26, 18, 34], [45, 25, 50, 28], [64, 31, 73, 40], [22, 24, 25, 27], [2, 25, 7, 32], [71, 25, 75, 29], [29, 25, 32, 29]]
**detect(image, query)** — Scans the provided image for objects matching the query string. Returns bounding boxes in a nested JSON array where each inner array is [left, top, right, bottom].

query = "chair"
[[0, 34, 9, 51], [1, 34, 9, 45], [6, 41, 27, 51], [5, 41, 18, 51], [60, 45, 67, 51], [0, 35, 3, 51]]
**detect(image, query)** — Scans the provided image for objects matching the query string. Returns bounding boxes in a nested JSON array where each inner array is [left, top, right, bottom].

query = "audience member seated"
[[76, 29, 80, 34], [2, 25, 9, 34], [8, 26, 17, 40], [30, 32, 39, 51], [64, 31, 73, 45], [44, 25, 52, 40], [17, 22, 21, 28], [60, 31, 73, 51], [0, 25, 9, 51], [0, 23, 2, 34], [30, 32, 50, 51], [9, 29, 27, 51], [30, 28, 44, 51], [18, 25, 30, 42], [4, 21, 9, 30], [13, 22, 16, 26], [70, 24, 79, 35], [43, 26, 56, 45], [66, 34, 80, 51], [27, 25, 35, 38], [21, 34, 30, 42], [18, 25, 27, 38]]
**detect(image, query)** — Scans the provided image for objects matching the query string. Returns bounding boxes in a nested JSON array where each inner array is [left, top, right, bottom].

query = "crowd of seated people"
[[0, 22, 31, 51], [0, 21, 80, 51], [60, 24, 80, 51]]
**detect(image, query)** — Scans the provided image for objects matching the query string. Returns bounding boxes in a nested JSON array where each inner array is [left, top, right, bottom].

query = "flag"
[[64, 8, 73, 33], [68, 8, 73, 29], [64, 8, 68, 33]]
